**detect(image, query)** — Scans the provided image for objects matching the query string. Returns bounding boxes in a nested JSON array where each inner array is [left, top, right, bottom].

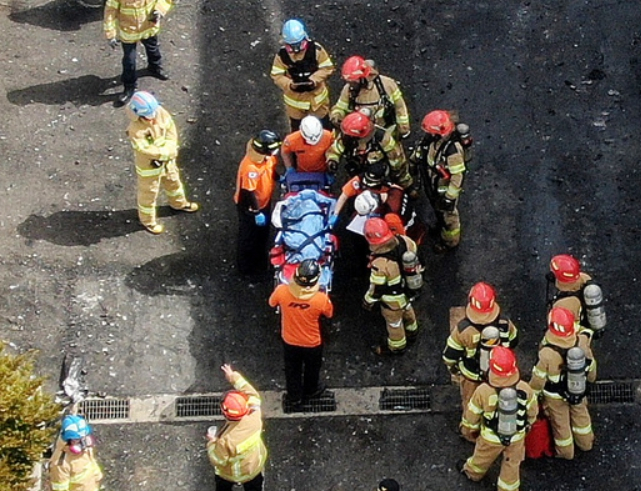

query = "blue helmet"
[[282, 19, 308, 45], [61, 415, 92, 441], [129, 91, 159, 118]]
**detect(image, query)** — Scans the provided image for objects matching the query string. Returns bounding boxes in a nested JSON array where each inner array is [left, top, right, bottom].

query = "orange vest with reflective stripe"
[[234, 154, 278, 210], [282, 130, 333, 173]]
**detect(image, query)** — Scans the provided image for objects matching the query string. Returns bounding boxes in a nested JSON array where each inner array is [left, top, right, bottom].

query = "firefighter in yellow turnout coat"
[[49, 415, 103, 491], [530, 307, 597, 460], [208, 364, 267, 491], [460, 347, 537, 491], [126, 91, 198, 234]]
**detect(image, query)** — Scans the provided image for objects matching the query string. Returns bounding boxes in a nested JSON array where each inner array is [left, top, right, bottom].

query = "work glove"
[[290, 81, 316, 93], [328, 214, 339, 229], [400, 130, 411, 140], [254, 212, 267, 226], [327, 160, 338, 174], [361, 298, 375, 311], [438, 196, 456, 212], [108, 38, 120, 49], [406, 184, 420, 200], [150, 10, 162, 23], [150, 159, 163, 168], [325, 173, 335, 186]]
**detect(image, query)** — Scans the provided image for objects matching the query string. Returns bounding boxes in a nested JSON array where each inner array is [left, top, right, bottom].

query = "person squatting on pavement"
[[49, 415, 103, 491], [207, 364, 267, 491], [459, 347, 538, 491], [326, 109, 415, 193], [270, 19, 335, 132], [362, 217, 421, 356], [126, 91, 199, 234], [281, 115, 334, 175], [104, 0, 172, 106], [410, 110, 467, 252], [443, 282, 519, 415], [547, 254, 607, 340], [330, 56, 411, 139], [268, 259, 334, 410], [529, 307, 597, 460], [234, 130, 282, 276]]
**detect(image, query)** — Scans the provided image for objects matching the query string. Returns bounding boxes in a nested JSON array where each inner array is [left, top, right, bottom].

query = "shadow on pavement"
[[7, 74, 125, 107], [9, 0, 102, 31], [16, 208, 158, 246]]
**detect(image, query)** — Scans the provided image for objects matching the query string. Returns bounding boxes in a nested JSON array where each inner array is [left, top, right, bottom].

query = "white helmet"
[[300, 116, 323, 145], [354, 190, 380, 216]]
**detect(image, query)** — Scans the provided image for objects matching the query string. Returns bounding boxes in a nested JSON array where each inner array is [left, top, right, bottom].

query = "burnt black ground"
[[1, 0, 641, 490]]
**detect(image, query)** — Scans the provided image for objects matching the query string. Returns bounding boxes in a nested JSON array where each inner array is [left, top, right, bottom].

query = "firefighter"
[[330, 56, 410, 139], [459, 347, 538, 491], [268, 259, 334, 411], [547, 254, 607, 339], [443, 282, 519, 416], [104, 0, 172, 106], [410, 110, 467, 252], [49, 415, 104, 491], [270, 19, 335, 131], [126, 91, 199, 234], [207, 364, 267, 491], [234, 130, 282, 276], [529, 307, 597, 460], [377, 479, 400, 491], [326, 110, 415, 193], [281, 115, 334, 174], [362, 217, 420, 355]]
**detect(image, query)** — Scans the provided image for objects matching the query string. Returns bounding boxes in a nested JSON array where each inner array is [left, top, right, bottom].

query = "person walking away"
[[126, 91, 199, 234], [234, 130, 282, 276], [49, 415, 103, 491], [442, 282, 519, 416], [281, 115, 334, 175], [362, 217, 421, 355], [268, 259, 334, 411], [207, 364, 267, 491], [459, 347, 538, 491], [104, 0, 172, 106], [410, 110, 467, 252], [330, 56, 410, 140], [270, 19, 335, 131], [529, 307, 597, 459]]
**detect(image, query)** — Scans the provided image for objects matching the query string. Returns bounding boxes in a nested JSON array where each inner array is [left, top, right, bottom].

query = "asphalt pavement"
[[1, 0, 641, 490]]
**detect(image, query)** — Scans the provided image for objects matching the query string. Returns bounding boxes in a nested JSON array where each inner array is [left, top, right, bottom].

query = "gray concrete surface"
[[1, 0, 641, 490]]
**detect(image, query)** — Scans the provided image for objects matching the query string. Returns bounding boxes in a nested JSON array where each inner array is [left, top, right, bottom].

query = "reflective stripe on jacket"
[[104, 0, 172, 43], [127, 105, 179, 172]]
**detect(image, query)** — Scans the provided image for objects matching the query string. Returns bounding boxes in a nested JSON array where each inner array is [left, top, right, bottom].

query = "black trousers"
[[283, 342, 323, 402], [215, 473, 264, 491], [121, 36, 162, 90], [236, 206, 271, 275]]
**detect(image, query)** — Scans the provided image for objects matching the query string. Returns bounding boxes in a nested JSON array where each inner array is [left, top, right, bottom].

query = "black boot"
[[115, 87, 135, 107], [148, 65, 169, 81]]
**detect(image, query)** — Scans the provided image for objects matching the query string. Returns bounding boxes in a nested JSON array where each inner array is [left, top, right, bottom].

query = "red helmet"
[[550, 254, 580, 283], [468, 282, 497, 314], [421, 110, 455, 136], [341, 111, 375, 139], [341, 56, 372, 82], [489, 346, 518, 378], [220, 391, 249, 420], [364, 217, 394, 245], [548, 307, 575, 337]]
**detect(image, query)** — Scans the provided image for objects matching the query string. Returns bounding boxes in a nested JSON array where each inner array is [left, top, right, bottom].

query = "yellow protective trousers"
[[136, 160, 187, 227], [381, 304, 417, 351], [543, 397, 594, 459], [464, 435, 525, 491]]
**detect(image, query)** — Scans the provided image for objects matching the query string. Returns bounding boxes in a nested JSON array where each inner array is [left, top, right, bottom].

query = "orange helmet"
[[489, 346, 518, 378], [220, 391, 249, 420], [341, 55, 372, 82], [341, 111, 375, 139], [550, 254, 581, 283], [364, 217, 394, 245], [548, 307, 575, 337], [421, 110, 455, 136], [468, 282, 497, 314]]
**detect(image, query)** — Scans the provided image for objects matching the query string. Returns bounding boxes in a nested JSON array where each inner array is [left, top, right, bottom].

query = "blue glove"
[[325, 173, 336, 185], [254, 213, 266, 226], [328, 214, 339, 229]]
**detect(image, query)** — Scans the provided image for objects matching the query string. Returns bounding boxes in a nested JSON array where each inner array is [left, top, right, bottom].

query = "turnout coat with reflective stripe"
[[49, 438, 103, 491], [127, 105, 178, 173], [207, 375, 267, 483], [104, 0, 172, 43]]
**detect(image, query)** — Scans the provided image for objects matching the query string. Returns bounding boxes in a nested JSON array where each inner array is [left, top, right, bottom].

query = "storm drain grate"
[[175, 395, 223, 418], [588, 381, 636, 404], [79, 399, 130, 421], [282, 392, 337, 414], [379, 388, 431, 411]]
